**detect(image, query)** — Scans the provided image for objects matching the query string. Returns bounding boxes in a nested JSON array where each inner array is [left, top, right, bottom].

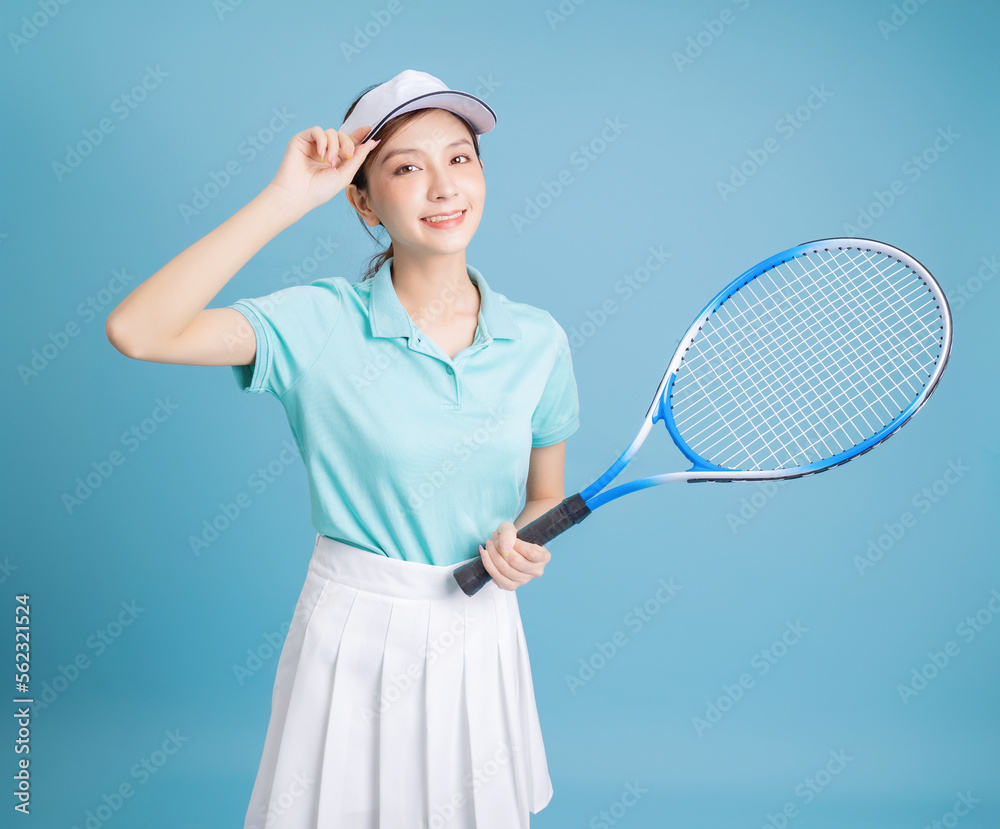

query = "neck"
[[388, 249, 479, 324]]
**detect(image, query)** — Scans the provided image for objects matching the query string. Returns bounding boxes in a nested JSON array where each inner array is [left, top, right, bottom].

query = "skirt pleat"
[[463, 578, 525, 829], [317, 585, 391, 824], [377, 597, 430, 825], [495, 586, 534, 819], [244, 572, 334, 829], [243, 534, 553, 829]]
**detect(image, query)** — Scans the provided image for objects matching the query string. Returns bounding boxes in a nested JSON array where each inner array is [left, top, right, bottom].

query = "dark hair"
[[342, 86, 483, 281]]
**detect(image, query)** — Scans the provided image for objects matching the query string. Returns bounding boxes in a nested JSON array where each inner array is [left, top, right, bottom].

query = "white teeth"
[[423, 211, 463, 223]]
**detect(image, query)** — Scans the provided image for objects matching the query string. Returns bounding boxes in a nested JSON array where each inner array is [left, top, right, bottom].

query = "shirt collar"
[[367, 257, 522, 341]]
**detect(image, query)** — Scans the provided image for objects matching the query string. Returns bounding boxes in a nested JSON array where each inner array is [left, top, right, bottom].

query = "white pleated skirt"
[[243, 533, 554, 829]]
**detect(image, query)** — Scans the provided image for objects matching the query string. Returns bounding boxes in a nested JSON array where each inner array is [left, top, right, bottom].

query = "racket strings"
[[680, 252, 943, 467], [681, 255, 939, 467], [679, 264, 914, 463], [721, 255, 935, 443], [799, 250, 941, 426], [670, 248, 945, 470]]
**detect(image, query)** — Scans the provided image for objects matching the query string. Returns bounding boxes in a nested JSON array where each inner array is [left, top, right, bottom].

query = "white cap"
[[340, 69, 497, 143]]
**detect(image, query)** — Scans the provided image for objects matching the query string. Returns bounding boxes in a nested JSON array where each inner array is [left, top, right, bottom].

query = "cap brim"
[[352, 91, 497, 143]]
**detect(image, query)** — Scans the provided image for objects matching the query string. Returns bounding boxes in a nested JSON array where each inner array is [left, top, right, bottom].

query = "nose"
[[426, 162, 460, 200]]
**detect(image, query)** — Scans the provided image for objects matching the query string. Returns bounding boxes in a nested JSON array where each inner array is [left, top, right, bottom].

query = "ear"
[[345, 183, 381, 227]]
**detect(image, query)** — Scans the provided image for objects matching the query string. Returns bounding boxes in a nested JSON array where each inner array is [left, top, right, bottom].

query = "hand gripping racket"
[[454, 237, 952, 596]]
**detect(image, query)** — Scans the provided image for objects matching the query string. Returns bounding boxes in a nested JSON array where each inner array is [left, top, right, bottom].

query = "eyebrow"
[[379, 138, 475, 167]]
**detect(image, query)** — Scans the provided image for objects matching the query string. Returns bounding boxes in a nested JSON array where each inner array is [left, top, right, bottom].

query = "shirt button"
[[446, 366, 454, 374]]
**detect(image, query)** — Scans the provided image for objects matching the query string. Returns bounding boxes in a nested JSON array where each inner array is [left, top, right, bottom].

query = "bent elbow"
[[105, 313, 142, 360]]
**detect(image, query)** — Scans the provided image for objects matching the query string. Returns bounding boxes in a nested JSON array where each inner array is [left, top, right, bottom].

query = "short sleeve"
[[531, 316, 581, 447], [227, 280, 342, 398]]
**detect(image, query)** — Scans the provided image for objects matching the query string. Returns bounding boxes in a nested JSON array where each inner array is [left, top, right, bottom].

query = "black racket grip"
[[453, 493, 592, 597]]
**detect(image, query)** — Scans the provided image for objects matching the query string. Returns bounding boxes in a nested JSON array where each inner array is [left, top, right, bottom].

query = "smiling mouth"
[[420, 210, 467, 226]]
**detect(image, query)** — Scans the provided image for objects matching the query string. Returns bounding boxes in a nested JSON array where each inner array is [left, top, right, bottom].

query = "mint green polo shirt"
[[227, 258, 580, 566]]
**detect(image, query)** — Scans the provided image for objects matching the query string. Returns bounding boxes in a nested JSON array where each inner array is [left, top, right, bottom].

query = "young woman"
[[106, 69, 580, 828]]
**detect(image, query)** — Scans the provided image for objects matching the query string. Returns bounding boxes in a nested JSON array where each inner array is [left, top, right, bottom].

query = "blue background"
[[4, 0, 998, 826]]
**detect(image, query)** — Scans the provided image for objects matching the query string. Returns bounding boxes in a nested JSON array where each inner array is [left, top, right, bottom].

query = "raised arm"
[[105, 124, 378, 367]]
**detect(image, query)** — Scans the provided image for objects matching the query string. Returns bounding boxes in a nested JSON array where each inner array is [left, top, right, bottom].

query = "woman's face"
[[350, 109, 485, 260]]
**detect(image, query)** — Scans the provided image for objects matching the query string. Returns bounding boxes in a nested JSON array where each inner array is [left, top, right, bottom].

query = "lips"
[[420, 209, 466, 228]]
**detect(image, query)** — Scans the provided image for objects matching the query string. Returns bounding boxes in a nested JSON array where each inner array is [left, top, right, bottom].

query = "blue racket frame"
[[584, 238, 952, 509], [454, 237, 952, 595]]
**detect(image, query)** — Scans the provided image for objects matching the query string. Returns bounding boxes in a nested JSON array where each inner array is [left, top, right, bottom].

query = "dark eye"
[[394, 155, 472, 175]]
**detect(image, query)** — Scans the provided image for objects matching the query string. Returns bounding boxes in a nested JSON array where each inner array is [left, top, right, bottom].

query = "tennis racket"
[[454, 237, 952, 596]]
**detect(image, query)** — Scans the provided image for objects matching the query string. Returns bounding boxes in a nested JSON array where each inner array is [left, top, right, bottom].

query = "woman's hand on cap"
[[267, 124, 380, 217]]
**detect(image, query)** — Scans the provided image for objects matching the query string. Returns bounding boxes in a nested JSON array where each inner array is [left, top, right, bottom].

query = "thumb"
[[349, 124, 377, 146], [497, 522, 517, 556]]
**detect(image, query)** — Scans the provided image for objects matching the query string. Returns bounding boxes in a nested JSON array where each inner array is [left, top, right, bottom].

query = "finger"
[[485, 537, 521, 584], [329, 128, 356, 163], [494, 523, 518, 557], [335, 125, 375, 163], [298, 126, 324, 164], [490, 525, 534, 576], [333, 129, 380, 174], [486, 537, 528, 583], [506, 547, 541, 578], [478, 541, 517, 590], [513, 539, 548, 564], [505, 541, 546, 578], [349, 124, 375, 145]]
